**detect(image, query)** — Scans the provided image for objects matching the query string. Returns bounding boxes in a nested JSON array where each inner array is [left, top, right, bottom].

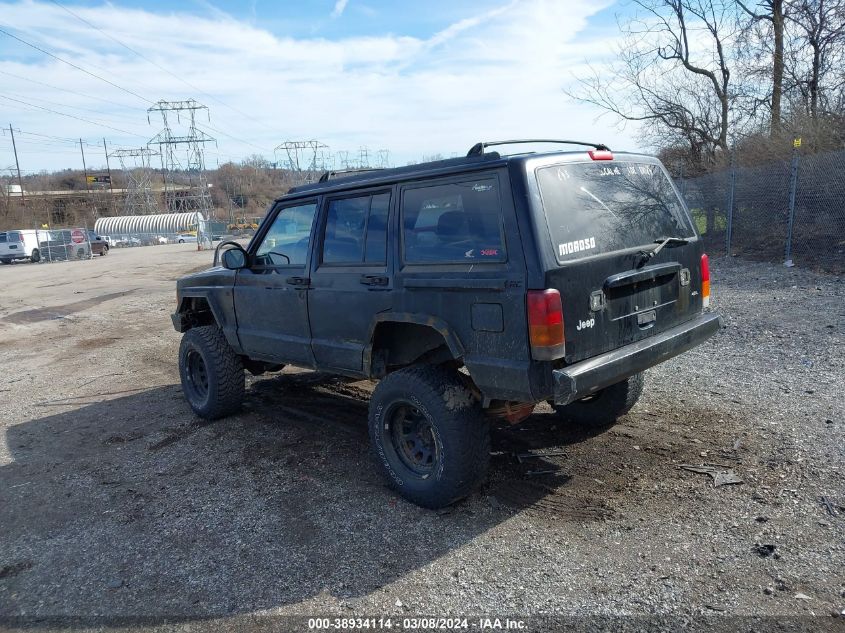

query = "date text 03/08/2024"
[[307, 617, 527, 630]]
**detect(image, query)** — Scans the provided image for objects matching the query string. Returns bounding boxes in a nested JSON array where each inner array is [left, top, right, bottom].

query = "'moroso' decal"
[[559, 237, 596, 256]]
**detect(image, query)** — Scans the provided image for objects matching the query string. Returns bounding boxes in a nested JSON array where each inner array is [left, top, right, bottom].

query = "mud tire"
[[178, 325, 244, 420], [554, 372, 645, 428], [369, 365, 490, 509]]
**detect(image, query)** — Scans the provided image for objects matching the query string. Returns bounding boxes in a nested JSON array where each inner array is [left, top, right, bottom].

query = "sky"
[[0, 0, 640, 174]]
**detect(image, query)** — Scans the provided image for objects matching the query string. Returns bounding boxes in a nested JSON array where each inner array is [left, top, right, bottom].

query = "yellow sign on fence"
[[793, 137, 802, 148]]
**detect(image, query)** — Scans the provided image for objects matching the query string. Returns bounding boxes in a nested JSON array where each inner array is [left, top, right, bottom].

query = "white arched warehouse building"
[[94, 212, 202, 237]]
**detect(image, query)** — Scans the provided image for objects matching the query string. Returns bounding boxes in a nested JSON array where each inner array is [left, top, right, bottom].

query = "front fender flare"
[[174, 289, 242, 353]]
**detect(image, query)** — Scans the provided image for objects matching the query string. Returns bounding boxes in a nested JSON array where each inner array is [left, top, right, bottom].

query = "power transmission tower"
[[376, 149, 390, 169], [148, 99, 215, 216], [274, 140, 328, 184], [358, 146, 370, 168], [314, 149, 334, 173], [336, 150, 350, 170], [111, 148, 160, 216]]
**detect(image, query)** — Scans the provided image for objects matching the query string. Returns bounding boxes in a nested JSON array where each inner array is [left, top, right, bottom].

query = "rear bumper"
[[553, 312, 722, 406]]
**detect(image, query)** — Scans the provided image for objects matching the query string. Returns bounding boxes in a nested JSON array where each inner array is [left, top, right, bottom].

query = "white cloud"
[[0, 0, 641, 172], [330, 0, 349, 19]]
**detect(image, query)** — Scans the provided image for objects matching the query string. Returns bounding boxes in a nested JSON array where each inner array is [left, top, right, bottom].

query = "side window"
[[402, 178, 506, 264], [254, 201, 317, 266], [364, 193, 389, 264], [321, 192, 391, 266]]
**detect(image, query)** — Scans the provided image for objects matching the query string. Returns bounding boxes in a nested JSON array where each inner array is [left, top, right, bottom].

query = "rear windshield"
[[536, 161, 694, 262]]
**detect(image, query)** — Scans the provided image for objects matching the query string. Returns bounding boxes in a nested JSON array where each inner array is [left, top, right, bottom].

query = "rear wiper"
[[636, 236, 689, 265]]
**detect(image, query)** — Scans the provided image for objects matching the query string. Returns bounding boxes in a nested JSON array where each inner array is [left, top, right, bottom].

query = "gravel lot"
[[0, 246, 842, 628]]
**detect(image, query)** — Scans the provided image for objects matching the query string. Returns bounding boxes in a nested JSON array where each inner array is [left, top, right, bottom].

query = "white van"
[[0, 229, 42, 264]]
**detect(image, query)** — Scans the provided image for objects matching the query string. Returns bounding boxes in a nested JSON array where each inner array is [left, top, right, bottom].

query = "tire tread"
[[369, 365, 490, 508], [179, 325, 244, 419]]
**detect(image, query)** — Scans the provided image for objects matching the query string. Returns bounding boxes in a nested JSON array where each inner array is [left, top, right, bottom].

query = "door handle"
[[286, 276, 310, 287], [360, 275, 389, 286]]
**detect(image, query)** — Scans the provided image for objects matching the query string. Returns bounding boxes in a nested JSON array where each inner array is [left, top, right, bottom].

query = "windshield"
[[0, 233, 6, 243], [536, 161, 694, 262]]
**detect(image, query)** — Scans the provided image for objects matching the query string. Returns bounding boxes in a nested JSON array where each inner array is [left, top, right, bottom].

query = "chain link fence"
[[676, 148, 845, 272]]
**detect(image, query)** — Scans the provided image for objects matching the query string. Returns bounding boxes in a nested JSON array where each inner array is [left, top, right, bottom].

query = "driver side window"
[[254, 201, 318, 267]]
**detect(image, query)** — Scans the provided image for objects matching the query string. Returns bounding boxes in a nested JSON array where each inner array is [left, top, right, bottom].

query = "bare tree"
[[567, 0, 736, 166], [736, 0, 786, 134], [785, 0, 845, 119]]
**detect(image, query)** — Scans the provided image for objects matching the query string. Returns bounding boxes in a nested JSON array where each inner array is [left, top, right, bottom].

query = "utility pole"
[[80, 139, 91, 192], [80, 138, 97, 220], [103, 138, 116, 215], [9, 124, 25, 206]]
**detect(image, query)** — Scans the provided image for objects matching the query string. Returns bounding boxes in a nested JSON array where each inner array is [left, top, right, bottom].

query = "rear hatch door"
[[534, 158, 704, 363]]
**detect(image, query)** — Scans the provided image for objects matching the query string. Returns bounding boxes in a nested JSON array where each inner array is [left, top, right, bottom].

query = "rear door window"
[[536, 162, 694, 262], [321, 191, 390, 265], [402, 177, 506, 264]]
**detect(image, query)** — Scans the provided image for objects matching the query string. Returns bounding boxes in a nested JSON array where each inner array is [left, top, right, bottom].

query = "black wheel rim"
[[185, 349, 209, 402], [388, 403, 438, 476]]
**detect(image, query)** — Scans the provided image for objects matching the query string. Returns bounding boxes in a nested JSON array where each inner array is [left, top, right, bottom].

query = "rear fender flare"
[[363, 312, 465, 376]]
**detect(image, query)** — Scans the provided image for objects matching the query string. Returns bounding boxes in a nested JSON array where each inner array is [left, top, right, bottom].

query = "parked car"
[[176, 234, 198, 244], [112, 235, 141, 247], [87, 230, 109, 256], [172, 139, 721, 508], [0, 229, 42, 263]]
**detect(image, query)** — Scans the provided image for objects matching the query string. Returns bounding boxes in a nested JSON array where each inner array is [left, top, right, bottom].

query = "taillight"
[[588, 149, 613, 160], [701, 253, 710, 308], [527, 289, 565, 360]]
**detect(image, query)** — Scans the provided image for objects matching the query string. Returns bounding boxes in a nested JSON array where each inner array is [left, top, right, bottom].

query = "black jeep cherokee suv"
[[173, 140, 721, 508]]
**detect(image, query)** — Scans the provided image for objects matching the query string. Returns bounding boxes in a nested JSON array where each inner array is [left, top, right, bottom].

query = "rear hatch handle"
[[604, 262, 681, 290]]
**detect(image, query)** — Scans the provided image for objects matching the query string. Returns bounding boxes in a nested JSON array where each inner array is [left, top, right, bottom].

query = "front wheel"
[[369, 366, 490, 509], [553, 372, 645, 428], [178, 325, 245, 420]]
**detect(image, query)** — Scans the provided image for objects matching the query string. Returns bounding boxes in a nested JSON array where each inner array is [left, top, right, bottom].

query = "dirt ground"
[[0, 245, 843, 627]]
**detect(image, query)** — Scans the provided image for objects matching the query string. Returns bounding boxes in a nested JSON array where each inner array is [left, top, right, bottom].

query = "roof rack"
[[318, 167, 383, 183], [467, 139, 610, 157]]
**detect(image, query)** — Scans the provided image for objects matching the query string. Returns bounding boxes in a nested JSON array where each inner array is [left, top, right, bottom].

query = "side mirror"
[[221, 247, 248, 270]]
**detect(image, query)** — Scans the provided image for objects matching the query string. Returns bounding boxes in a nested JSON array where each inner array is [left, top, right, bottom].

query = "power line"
[[0, 24, 152, 105], [5, 91, 150, 131], [16, 130, 102, 146], [48, 0, 277, 134], [0, 69, 140, 111], [0, 95, 146, 137], [196, 122, 272, 154]]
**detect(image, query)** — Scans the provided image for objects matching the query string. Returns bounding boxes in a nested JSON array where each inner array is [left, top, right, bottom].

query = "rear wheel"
[[553, 372, 644, 428], [369, 365, 490, 509], [178, 325, 244, 420], [30, 249, 40, 263]]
